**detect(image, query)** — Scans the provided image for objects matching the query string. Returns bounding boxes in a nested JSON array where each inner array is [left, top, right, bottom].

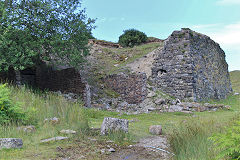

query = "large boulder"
[[0, 138, 23, 149], [101, 117, 129, 135]]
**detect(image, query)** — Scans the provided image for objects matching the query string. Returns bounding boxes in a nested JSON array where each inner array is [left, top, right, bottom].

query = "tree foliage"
[[0, 0, 95, 71], [118, 29, 147, 47]]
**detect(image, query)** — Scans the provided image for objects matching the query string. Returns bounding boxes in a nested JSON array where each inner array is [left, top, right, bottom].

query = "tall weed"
[[167, 117, 222, 160]]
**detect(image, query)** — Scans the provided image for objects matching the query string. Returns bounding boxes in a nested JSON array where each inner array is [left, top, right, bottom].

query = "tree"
[[118, 29, 147, 47], [0, 0, 95, 71]]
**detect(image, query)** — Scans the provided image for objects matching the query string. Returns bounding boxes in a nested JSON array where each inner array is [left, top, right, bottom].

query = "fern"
[[0, 84, 27, 125], [210, 120, 240, 160]]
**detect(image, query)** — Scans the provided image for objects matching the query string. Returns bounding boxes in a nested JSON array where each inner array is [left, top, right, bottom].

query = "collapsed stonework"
[[0, 63, 90, 107], [105, 73, 147, 104], [152, 28, 232, 101], [36, 64, 85, 95], [0, 28, 233, 113]]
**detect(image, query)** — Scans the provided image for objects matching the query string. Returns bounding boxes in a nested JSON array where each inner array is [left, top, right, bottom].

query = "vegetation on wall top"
[[118, 29, 148, 47]]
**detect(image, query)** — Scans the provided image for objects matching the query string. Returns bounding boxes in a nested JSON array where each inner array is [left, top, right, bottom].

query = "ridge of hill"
[[230, 70, 240, 93]]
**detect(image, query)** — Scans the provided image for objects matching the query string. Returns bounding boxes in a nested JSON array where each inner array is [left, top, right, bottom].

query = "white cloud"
[[192, 22, 240, 46], [191, 24, 220, 29], [216, 0, 240, 5], [97, 17, 125, 24], [191, 22, 240, 71]]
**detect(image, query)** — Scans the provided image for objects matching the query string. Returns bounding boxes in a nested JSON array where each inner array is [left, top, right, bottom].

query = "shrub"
[[118, 29, 147, 47], [0, 84, 27, 125], [210, 120, 240, 159]]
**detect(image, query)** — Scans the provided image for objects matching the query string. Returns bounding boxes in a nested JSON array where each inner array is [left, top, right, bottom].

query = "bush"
[[118, 29, 147, 47], [0, 84, 27, 125], [210, 120, 240, 159]]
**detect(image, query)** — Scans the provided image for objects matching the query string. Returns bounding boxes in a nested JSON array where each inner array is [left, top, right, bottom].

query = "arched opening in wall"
[[157, 69, 167, 77]]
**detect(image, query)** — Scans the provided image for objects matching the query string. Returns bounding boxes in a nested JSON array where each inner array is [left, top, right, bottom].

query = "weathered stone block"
[[0, 138, 23, 149], [101, 117, 129, 135]]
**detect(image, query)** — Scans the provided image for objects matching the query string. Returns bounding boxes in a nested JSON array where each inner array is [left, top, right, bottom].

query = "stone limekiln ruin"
[[151, 28, 232, 101]]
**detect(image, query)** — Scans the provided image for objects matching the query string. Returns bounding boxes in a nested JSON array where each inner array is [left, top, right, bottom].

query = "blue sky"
[[82, 0, 240, 71]]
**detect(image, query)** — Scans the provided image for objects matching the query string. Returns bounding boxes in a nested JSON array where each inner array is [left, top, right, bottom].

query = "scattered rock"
[[44, 117, 60, 125], [147, 107, 158, 112], [149, 125, 162, 135], [88, 138, 97, 142], [154, 98, 166, 105], [170, 99, 181, 105], [40, 136, 68, 143], [108, 148, 116, 152], [60, 129, 76, 134], [180, 111, 193, 114], [234, 92, 239, 96], [129, 118, 140, 123], [168, 105, 183, 112], [101, 149, 106, 154], [90, 127, 100, 132], [101, 117, 129, 135], [17, 125, 36, 133], [147, 91, 156, 98], [224, 105, 231, 110], [0, 138, 23, 149]]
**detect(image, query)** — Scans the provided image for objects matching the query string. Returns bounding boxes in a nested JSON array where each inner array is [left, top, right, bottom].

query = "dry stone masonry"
[[0, 63, 91, 106], [152, 28, 232, 101], [105, 73, 147, 104], [36, 65, 85, 95]]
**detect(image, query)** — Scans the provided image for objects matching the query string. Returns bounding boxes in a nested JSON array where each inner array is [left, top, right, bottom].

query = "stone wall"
[[0, 67, 16, 83], [0, 64, 89, 105], [35, 65, 86, 95], [152, 28, 232, 101], [105, 73, 147, 104]]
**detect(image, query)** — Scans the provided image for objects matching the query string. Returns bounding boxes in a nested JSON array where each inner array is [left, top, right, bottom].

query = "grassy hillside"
[[88, 42, 162, 76], [0, 71, 239, 159], [230, 70, 240, 93]]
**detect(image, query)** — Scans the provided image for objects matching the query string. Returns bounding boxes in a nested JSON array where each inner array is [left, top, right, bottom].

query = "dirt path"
[[107, 136, 172, 160]]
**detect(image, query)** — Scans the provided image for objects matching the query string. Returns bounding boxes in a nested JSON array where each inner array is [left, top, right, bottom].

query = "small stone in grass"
[[60, 129, 76, 134], [149, 125, 162, 135]]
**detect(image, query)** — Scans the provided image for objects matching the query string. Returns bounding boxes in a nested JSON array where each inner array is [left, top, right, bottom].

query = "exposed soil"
[[126, 47, 163, 78], [54, 136, 172, 160], [108, 136, 171, 160]]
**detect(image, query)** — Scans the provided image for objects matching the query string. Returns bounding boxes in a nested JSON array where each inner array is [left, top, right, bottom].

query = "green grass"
[[0, 70, 240, 159], [0, 86, 92, 159], [230, 70, 240, 93]]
